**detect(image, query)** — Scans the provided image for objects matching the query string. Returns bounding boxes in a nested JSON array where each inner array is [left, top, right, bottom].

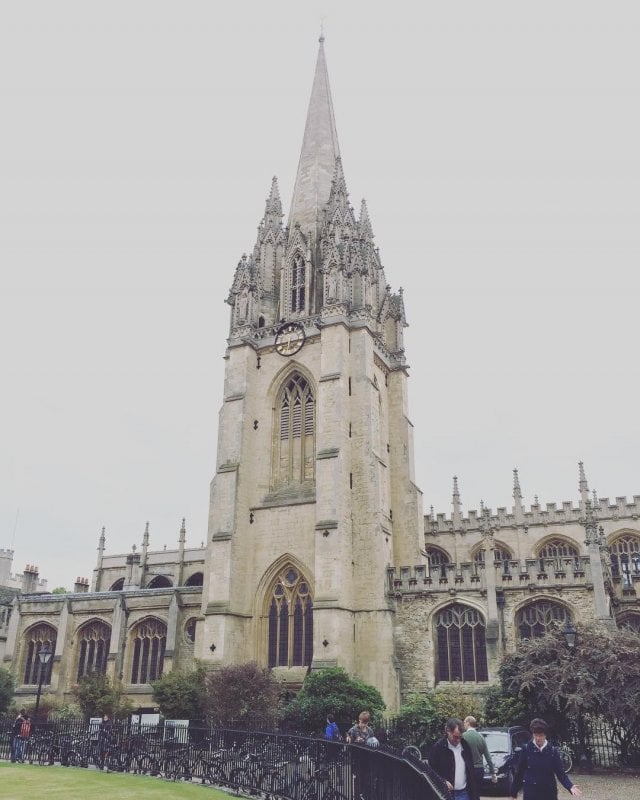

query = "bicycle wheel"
[[134, 753, 158, 775], [559, 747, 572, 773], [401, 745, 422, 761], [202, 758, 227, 785]]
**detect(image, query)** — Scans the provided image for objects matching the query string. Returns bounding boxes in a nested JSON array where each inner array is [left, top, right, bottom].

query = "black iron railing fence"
[[0, 718, 449, 800]]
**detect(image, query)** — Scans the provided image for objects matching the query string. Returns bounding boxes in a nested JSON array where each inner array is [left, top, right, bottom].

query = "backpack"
[[19, 720, 31, 738]]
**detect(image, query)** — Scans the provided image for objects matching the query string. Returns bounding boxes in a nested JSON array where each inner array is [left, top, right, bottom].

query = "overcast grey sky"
[[1, 2, 639, 589]]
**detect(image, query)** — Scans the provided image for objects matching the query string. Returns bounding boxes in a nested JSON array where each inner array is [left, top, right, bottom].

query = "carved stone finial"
[[513, 468, 522, 500]]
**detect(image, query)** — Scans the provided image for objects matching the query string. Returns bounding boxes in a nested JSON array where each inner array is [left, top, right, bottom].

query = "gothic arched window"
[[537, 538, 579, 559], [184, 571, 204, 587], [130, 618, 167, 684], [147, 575, 172, 589], [425, 546, 451, 580], [516, 600, 571, 640], [291, 254, 305, 313], [610, 534, 640, 589], [267, 566, 313, 668], [473, 543, 512, 563], [435, 604, 488, 683], [109, 578, 124, 591], [22, 624, 57, 685], [274, 373, 315, 489], [76, 620, 111, 680], [617, 613, 640, 633]]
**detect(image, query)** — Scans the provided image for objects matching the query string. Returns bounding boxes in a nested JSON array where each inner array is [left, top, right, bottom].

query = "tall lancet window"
[[130, 618, 167, 684], [76, 620, 111, 680], [291, 254, 305, 313], [267, 566, 313, 668], [274, 373, 315, 489], [435, 604, 488, 683], [22, 624, 57, 685]]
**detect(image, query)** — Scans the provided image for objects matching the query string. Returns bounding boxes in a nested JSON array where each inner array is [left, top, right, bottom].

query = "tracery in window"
[[130, 618, 167, 684], [274, 373, 315, 489], [267, 566, 313, 668], [291, 254, 305, 313], [425, 546, 451, 579], [109, 578, 124, 591], [147, 575, 172, 589], [516, 600, 571, 640], [472, 543, 512, 563], [610, 534, 640, 589], [537, 538, 579, 559], [184, 618, 197, 644], [23, 624, 57, 685], [435, 604, 488, 683], [76, 620, 111, 680], [617, 613, 640, 633]]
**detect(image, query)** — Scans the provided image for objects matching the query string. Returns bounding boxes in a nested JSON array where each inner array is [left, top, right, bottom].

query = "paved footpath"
[[482, 772, 640, 800]]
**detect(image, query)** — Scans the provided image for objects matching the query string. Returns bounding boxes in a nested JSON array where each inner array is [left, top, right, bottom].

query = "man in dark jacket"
[[511, 719, 582, 800], [429, 718, 479, 800]]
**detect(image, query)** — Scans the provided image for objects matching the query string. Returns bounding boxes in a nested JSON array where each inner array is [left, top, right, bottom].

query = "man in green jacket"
[[463, 716, 497, 791]]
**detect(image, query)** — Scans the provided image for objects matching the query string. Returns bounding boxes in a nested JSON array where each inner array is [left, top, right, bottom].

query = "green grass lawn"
[[0, 762, 234, 800]]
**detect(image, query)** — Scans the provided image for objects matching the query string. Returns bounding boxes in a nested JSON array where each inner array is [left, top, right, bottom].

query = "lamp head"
[[561, 621, 577, 649], [38, 642, 53, 665]]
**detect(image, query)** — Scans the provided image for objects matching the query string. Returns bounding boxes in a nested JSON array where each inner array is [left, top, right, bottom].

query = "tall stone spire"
[[513, 468, 524, 524], [452, 476, 462, 529], [289, 34, 341, 237], [578, 461, 590, 512]]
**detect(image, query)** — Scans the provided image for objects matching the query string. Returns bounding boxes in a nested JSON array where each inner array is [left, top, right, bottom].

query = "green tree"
[[204, 662, 281, 730], [72, 673, 132, 719], [51, 587, 68, 594], [282, 667, 385, 734], [500, 623, 640, 758], [0, 667, 15, 714], [151, 666, 207, 721]]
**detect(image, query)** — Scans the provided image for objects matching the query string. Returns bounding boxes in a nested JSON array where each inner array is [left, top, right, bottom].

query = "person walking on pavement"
[[430, 718, 479, 800], [463, 716, 497, 790], [511, 718, 582, 800]]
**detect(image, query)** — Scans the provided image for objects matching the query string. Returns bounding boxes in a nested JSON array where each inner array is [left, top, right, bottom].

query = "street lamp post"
[[33, 643, 53, 722], [561, 621, 577, 650]]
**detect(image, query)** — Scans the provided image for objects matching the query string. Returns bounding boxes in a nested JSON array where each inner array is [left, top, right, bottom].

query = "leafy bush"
[[0, 667, 15, 714], [72, 673, 133, 719], [204, 662, 281, 730], [281, 667, 385, 735], [385, 693, 439, 751], [151, 665, 207, 721]]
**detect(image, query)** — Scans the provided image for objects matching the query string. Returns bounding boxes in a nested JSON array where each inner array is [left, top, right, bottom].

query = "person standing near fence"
[[463, 716, 497, 789], [325, 714, 341, 741], [511, 718, 582, 800], [98, 713, 113, 769], [11, 709, 30, 763], [346, 711, 374, 744]]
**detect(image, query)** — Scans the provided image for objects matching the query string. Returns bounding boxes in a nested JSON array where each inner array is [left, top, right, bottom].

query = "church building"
[[3, 38, 639, 714]]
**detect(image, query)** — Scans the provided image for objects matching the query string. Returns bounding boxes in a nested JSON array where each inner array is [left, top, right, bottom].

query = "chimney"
[[74, 577, 90, 593], [21, 564, 39, 593]]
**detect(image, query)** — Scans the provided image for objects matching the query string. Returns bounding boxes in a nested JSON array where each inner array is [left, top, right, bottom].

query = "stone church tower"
[[198, 36, 423, 709]]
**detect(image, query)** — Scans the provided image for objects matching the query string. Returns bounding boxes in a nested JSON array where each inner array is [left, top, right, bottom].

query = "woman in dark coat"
[[511, 719, 582, 800]]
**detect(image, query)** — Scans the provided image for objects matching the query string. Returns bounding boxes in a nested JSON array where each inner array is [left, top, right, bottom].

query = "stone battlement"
[[387, 556, 593, 595], [425, 495, 640, 534]]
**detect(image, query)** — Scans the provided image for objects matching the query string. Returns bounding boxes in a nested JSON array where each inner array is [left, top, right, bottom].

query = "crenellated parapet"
[[425, 495, 640, 536], [387, 556, 593, 596]]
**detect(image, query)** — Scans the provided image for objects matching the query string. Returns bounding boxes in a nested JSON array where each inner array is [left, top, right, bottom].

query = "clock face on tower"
[[275, 322, 306, 356]]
